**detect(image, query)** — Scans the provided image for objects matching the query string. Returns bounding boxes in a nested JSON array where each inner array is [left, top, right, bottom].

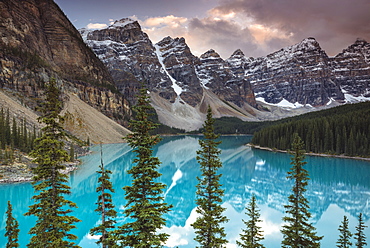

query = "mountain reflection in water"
[[0, 135, 369, 248]]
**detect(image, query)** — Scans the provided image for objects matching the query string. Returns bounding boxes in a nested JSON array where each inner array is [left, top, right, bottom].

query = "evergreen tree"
[[69, 143, 75, 162], [336, 215, 352, 248], [5, 109, 11, 145], [90, 144, 117, 248], [354, 213, 367, 248], [191, 106, 229, 248], [117, 85, 171, 247], [281, 133, 322, 248], [25, 79, 81, 248], [5, 201, 20, 248], [11, 117, 18, 147], [237, 194, 265, 248], [0, 108, 5, 149]]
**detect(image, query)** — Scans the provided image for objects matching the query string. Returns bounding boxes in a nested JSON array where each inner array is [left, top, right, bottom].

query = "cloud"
[[141, 15, 190, 47], [140, 14, 260, 58], [140, 11, 293, 58], [213, 0, 370, 55], [86, 23, 108, 30], [187, 17, 259, 58], [138, 0, 370, 59], [143, 15, 188, 28]]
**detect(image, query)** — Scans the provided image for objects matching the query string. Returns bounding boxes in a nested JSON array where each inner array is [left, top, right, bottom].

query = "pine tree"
[[281, 133, 322, 248], [117, 85, 171, 247], [0, 108, 5, 150], [25, 79, 81, 248], [69, 143, 75, 162], [354, 213, 367, 248], [237, 194, 265, 248], [191, 106, 229, 248], [90, 144, 117, 248], [336, 215, 352, 248], [5, 201, 20, 248], [5, 109, 11, 145]]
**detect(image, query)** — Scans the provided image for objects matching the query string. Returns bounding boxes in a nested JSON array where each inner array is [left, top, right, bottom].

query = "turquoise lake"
[[1, 135, 370, 247]]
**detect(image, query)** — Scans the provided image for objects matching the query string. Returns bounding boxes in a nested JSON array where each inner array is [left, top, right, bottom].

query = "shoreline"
[[0, 161, 81, 184], [247, 144, 370, 162]]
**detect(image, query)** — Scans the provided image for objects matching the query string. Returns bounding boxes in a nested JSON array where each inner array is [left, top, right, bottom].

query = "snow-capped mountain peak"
[[79, 18, 370, 130], [108, 18, 137, 29]]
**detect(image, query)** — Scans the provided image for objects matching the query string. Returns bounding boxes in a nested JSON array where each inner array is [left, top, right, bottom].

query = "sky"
[[55, 0, 370, 59]]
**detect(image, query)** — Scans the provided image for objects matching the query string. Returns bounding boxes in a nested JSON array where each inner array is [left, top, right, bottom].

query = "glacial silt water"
[[0, 135, 369, 247]]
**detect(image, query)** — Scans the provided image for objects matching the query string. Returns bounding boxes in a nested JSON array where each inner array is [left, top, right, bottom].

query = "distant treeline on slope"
[[251, 102, 370, 157], [0, 108, 39, 165]]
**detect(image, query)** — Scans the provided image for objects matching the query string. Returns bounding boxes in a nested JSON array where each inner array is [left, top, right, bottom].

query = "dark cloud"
[[188, 17, 259, 58], [214, 0, 370, 55]]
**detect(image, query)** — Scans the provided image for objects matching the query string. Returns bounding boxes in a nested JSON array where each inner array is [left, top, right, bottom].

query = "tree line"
[[3, 80, 368, 247], [0, 108, 39, 165], [251, 102, 370, 157]]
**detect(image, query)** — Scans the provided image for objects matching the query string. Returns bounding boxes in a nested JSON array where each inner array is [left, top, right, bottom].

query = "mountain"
[[331, 38, 370, 100], [81, 19, 270, 131], [243, 37, 344, 106], [81, 18, 370, 131], [2, 0, 369, 135], [240, 37, 370, 107], [0, 0, 130, 143]]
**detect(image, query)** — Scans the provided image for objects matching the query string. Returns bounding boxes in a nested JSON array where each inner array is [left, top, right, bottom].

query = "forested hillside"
[[251, 102, 370, 157], [0, 109, 38, 163]]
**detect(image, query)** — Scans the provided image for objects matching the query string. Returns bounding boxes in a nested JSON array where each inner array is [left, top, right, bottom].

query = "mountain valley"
[[0, 0, 369, 137]]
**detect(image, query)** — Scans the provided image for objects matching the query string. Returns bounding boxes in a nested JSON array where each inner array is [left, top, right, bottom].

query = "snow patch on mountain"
[[256, 97, 312, 109], [154, 44, 184, 96], [344, 94, 370, 103], [109, 18, 136, 29]]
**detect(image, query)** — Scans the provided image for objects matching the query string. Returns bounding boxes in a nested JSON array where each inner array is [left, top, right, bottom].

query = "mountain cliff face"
[[82, 19, 370, 130], [81, 19, 176, 105], [155, 36, 202, 107], [331, 38, 370, 99], [243, 38, 344, 106], [197, 49, 257, 108], [0, 0, 130, 142], [82, 19, 259, 130], [239, 37, 370, 106]]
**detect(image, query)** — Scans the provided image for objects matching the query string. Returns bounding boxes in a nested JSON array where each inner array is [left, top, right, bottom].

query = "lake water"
[[1, 135, 370, 248]]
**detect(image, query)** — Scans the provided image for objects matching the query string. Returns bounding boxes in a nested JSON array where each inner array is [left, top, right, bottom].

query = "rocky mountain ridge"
[[1, 0, 369, 135], [244, 37, 370, 106], [81, 19, 270, 130], [0, 0, 131, 143], [81, 18, 370, 131]]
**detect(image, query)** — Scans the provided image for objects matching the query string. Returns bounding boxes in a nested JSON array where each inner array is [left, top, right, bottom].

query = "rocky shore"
[[0, 155, 80, 184]]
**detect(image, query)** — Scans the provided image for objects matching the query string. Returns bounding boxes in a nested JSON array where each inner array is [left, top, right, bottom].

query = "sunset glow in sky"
[[55, 0, 370, 59]]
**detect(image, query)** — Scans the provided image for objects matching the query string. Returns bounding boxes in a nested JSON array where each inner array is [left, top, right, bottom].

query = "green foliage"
[[5, 201, 20, 248], [252, 102, 370, 157], [281, 134, 322, 248], [190, 117, 269, 135], [25, 79, 81, 248], [153, 123, 186, 134], [337, 215, 352, 248], [90, 145, 117, 248], [0, 108, 39, 164], [69, 144, 75, 162], [237, 194, 265, 248], [117, 84, 171, 247], [191, 106, 229, 248], [354, 213, 367, 248]]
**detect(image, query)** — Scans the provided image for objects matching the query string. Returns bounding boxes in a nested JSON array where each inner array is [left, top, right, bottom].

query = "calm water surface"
[[0, 135, 370, 248]]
